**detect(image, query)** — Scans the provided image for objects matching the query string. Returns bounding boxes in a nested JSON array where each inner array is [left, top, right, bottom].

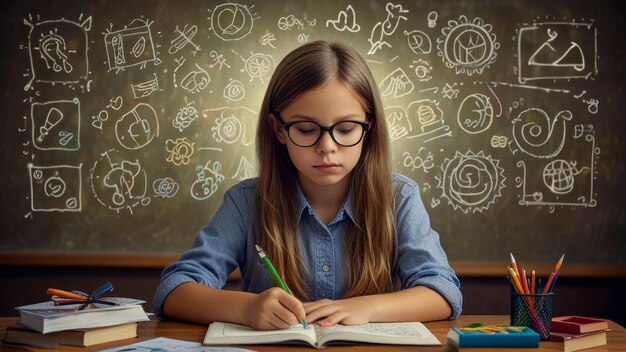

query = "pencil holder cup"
[[510, 292, 554, 339]]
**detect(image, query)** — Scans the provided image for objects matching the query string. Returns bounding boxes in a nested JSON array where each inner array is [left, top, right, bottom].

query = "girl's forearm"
[[364, 286, 453, 322], [162, 282, 254, 325]]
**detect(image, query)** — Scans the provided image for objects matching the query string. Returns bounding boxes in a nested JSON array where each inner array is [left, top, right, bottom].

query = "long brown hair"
[[256, 40, 396, 299]]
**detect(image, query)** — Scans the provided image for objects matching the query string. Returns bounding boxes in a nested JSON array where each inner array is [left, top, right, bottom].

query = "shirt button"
[[321, 292, 327, 298], [322, 264, 330, 272]]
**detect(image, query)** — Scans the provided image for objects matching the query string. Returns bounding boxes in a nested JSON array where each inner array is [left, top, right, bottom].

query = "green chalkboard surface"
[[1, 0, 624, 265]]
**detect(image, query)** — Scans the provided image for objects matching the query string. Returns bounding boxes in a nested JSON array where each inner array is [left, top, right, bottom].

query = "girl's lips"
[[314, 164, 340, 172]]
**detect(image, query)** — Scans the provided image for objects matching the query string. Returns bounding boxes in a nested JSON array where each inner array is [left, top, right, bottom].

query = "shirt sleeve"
[[152, 182, 251, 318], [393, 175, 463, 320]]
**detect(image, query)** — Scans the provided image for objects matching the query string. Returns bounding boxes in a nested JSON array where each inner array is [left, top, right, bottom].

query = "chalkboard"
[[1, 0, 625, 265]]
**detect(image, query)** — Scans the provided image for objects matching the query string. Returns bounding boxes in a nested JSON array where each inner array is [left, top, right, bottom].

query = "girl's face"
[[272, 78, 368, 194]]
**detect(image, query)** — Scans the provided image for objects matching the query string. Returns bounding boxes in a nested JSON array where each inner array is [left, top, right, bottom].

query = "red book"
[[551, 316, 609, 334]]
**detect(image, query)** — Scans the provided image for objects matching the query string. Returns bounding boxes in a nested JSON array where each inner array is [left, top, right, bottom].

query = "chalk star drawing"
[[437, 15, 499, 76], [437, 150, 506, 214]]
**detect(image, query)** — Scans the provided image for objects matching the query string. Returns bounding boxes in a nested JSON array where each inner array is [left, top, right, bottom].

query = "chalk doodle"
[[169, 24, 201, 55], [131, 73, 160, 99], [437, 15, 499, 76], [260, 32, 277, 48], [90, 149, 150, 213], [31, 98, 80, 151], [104, 18, 161, 73], [232, 50, 274, 83], [24, 14, 92, 91], [511, 108, 572, 159], [191, 161, 225, 200], [457, 93, 494, 134], [172, 102, 199, 132], [404, 30, 431, 55], [166, 137, 195, 166], [409, 59, 432, 81], [209, 50, 231, 70], [379, 68, 414, 99], [441, 83, 461, 100], [516, 131, 598, 209], [223, 79, 246, 102], [368, 3, 408, 55], [427, 11, 438, 28], [153, 177, 179, 198], [173, 56, 211, 93], [115, 103, 159, 150], [326, 5, 360, 32], [28, 163, 82, 212], [401, 149, 435, 173], [437, 150, 506, 214], [91, 96, 123, 130], [406, 99, 451, 143], [232, 156, 256, 180], [208, 3, 257, 41], [516, 21, 597, 83], [278, 14, 316, 31], [203, 106, 257, 146]]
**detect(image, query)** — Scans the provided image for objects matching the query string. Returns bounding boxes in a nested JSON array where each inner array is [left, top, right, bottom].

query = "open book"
[[204, 321, 441, 348]]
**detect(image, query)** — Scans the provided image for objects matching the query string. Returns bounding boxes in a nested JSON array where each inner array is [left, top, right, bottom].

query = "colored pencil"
[[542, 254, 564, 294]]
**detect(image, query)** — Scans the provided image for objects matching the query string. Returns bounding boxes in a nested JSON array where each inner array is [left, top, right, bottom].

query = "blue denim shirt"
[[153, 173, 462, 319]]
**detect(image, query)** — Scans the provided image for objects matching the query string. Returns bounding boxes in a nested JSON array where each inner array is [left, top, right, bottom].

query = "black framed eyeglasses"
[[273, 112, 369, 147]]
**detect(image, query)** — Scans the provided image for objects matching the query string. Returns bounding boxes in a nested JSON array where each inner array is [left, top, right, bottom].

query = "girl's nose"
[[315, 130, 338, 154]]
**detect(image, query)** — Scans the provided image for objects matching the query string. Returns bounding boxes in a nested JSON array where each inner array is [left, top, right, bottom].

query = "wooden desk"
[[1, 315, 625, 351]]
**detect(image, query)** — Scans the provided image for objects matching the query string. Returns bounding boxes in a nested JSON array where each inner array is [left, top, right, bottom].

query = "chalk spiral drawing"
[[16, 2, 603, 223]]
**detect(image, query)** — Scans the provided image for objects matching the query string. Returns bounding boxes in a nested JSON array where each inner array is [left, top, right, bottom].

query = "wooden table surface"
[[1, 315, 624, 351]]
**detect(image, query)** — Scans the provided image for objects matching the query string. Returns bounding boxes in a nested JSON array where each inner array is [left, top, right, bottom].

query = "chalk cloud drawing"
[[208, 3, 257, 41], [169, 24, 201, 55], [104, 18, 161, 74], [153, 177, 179, 198], [326, 5, 360, 32], [379, 68, 414, 99], [511, 108, 572, 159], [173, 102, 199, 132], [166, 137, 195, 166], [191, 161, 224, 200], [404, 30, 431, 55], [24, 14, 91, 91], [90, 149, 150, 214], [437, 15, 499, 76], [368, 2, 408, 55], [457, 93, 494, 134], [28, 163, 82, 212], [115, 103, 159, 150], [203, 106, 256, 146], [437, 150, 506, 214], [517, 21, 597, 83], [31, 98, 80, 151]]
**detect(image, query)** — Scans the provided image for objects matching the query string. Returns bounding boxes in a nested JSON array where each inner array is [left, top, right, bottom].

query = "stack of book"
[[549, 316, 610, 352], [4, 297, 150, 347]]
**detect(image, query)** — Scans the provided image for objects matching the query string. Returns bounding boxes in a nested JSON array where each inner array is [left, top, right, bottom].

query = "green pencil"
[[255, 244, 308, 329]]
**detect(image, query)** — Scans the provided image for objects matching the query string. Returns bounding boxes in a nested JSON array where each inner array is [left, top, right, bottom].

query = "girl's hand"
[[303, 296, 372, 327], [243, 287, 307, 330]]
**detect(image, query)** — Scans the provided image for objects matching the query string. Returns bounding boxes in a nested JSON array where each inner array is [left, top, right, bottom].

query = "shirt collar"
[[295, 181, 356, 224]]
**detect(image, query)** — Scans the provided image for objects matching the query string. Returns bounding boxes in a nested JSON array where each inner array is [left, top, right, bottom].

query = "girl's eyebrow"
[[287, 113, 365, 121]]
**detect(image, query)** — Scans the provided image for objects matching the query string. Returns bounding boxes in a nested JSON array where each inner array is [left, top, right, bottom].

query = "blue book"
[[447, 324, 540, 348]]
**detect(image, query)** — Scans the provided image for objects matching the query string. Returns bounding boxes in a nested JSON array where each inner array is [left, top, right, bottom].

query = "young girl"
[[153, 40, 462, 330]]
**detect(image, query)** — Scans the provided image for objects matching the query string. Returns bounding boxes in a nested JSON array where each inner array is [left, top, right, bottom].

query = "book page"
[[204, 322, 318, 346], [316, 322, 440, 346]]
